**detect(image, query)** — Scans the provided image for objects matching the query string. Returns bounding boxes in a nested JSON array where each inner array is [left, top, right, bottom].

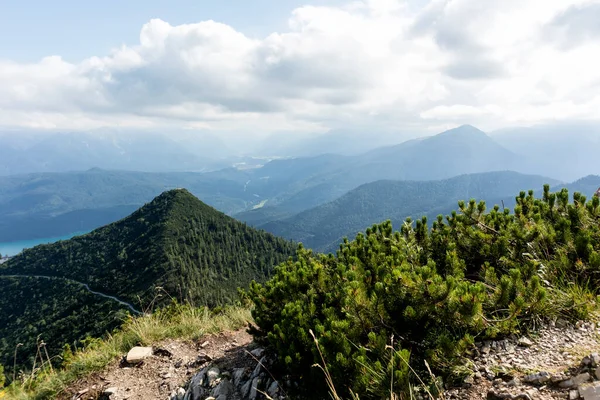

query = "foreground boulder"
[[171, 348, 284, 400], [126, 346, 153, 364]]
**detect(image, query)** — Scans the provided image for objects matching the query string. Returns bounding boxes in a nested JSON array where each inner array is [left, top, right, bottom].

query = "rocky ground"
[[445, 320, 600, 400], [64, 329, 256, 400], [64, 320, 600, 400]]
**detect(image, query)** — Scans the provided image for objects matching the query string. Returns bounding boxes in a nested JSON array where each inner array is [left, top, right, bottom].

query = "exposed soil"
[[63, 329, 253, 400]]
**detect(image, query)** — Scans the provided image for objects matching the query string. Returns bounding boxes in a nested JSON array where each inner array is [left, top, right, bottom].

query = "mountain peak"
[[142, 188, 215, 219], [439, 124, 486, 137]]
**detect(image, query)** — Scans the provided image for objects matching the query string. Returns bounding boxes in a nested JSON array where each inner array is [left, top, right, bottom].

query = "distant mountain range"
[[491, 121, 600, 181], [3, 122, 600, 180], [3, 123, 600, 245], [0, 189, 296, 371], [252, 171, 571, 252]]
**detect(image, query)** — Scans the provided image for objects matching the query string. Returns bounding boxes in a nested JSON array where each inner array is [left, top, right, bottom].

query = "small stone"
[[250, 348, 265, 358], [551, 373, 569, 383], [207, 367, 220, 386], [560, 378, 576, 389], [160, 372, 172, 379], [507, 377, 521, 387], [463, 375, 475, 386], [524, 371, 551, 385], [126, 346, 153, 364], [103, 387, 117, 396], [518, 337, 534, 347], [569, 390, 580, 400], [188, 353, 212, 367], [176, 387, 185, 400], [200, 341, 210, 348], [556, 319, 569, 328]]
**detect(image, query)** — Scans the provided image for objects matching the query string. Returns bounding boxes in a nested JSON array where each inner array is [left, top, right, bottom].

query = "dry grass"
[[1, 304, 252, 400]]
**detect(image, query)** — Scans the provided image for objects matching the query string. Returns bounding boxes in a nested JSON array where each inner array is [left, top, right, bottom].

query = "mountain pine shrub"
[[248, 186, 600, 398]]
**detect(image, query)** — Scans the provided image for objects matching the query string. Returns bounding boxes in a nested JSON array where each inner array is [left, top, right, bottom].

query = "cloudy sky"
[[1, 0, 599, 136]]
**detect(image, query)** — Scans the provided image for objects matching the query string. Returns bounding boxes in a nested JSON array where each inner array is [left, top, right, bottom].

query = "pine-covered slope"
[[1, 188, 296, 306]]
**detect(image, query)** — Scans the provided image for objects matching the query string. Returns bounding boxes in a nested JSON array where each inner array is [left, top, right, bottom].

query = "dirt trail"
[[0, 274, 142, 314], [63, 329, 253, 400]]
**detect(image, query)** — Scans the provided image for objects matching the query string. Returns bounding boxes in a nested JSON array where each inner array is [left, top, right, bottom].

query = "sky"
[[1, 0, 599, 136]]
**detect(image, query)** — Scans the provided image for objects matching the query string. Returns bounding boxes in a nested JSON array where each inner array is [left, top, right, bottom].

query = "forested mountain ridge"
[[0, 189, 296, 373], [1, 188, 296, 306], [256, 171, 582, 252]]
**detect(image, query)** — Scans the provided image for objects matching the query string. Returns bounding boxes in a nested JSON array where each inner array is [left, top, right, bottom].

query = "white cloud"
[[1, 0, 600, 134]]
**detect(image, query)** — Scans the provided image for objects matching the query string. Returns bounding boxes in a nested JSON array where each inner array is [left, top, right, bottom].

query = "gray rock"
[[518, 337, 534, 347], [250, 348, 265, 358], [579, 381, 600, 400], [125, 346, 153, 364], [551, 373, 569, 383], [507, 378, 521, 387], [240, 378, 253, 398], [176, 387, 186, 400], [582, 353, 600, 368], [211, 379, 233, 400], [486, 390, 532, 400], [576, 373, 592, 386], [523, 371, 551, 385], [561, 378, 577, 389], [463, 375, 475, 386], [570, 390, 581, 400], [250, 357, 266, 380], [267, 381, 279, 398], [562, 374, 592, 389], [595, 367, 600, 381], [249, 376, 260, 400], [232, 368, 247, 386]]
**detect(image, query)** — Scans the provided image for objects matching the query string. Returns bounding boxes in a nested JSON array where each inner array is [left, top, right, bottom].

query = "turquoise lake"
[[0, 231, 89, 257]]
